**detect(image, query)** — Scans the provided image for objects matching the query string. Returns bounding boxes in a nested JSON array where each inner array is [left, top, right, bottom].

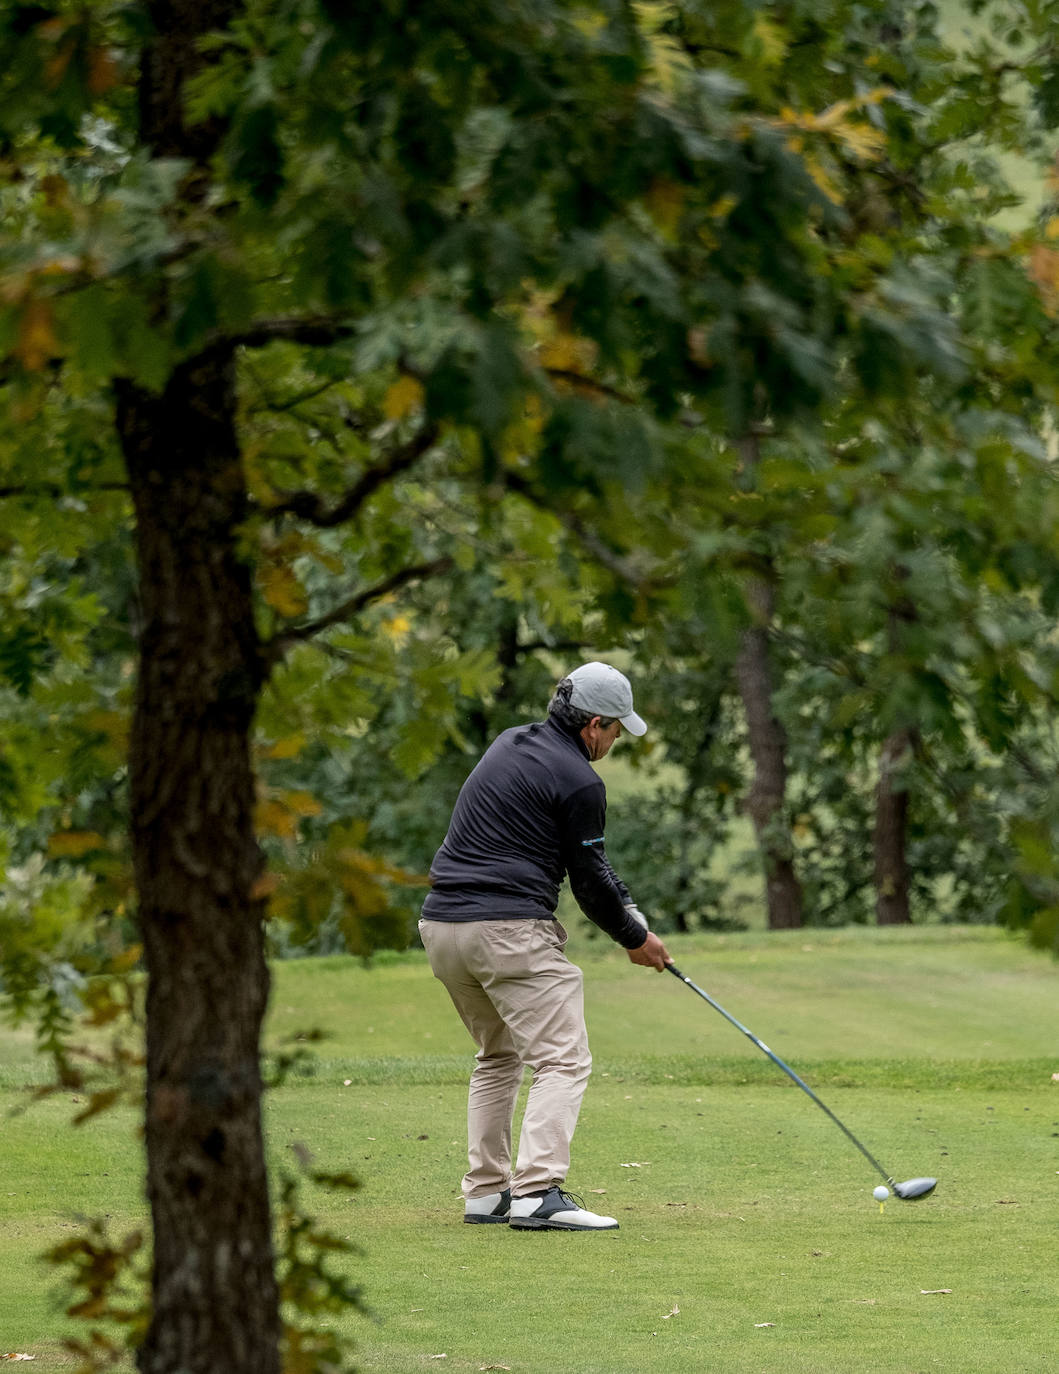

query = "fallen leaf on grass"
[[754, 1322, 776, 1328], [920, 1289, 953, 1295], [588, 1189, 607, 1195], [619, 1162, 649, 1168], [479, 1366, 511, 1371], [661, 1305, 679, 1320], [1051, 1072, 1059, 1082], [428, 1357, 447, 1362]]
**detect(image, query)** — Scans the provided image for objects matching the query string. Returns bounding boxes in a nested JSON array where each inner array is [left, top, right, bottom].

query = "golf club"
[[666, 963, 937, 1201]]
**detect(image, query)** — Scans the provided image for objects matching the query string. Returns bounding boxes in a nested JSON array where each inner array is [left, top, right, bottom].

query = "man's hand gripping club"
[[623, 902, 673, 971]]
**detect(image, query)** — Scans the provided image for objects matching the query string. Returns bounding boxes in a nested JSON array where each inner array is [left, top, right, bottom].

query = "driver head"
[[893, 1177, 937, 1200]]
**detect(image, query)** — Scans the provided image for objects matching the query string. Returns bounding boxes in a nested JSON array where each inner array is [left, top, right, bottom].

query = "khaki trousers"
[[419, 917, 592, 1199]]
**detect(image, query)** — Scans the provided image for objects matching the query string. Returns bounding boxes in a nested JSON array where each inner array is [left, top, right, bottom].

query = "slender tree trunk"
[[874, 727, 915, 925], [874, 585, 918, 927], [117, 356, 280, 1374], [736, 604, 803, 929], [672, 689, 725, 931], [733, 435, 803, 930]]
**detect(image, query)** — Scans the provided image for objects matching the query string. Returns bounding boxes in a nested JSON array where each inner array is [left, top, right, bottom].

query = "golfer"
[[419, 661, 671, 1232]]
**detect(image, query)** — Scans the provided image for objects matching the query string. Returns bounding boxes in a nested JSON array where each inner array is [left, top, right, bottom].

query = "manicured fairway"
[[1, 926, 1056, 1371]]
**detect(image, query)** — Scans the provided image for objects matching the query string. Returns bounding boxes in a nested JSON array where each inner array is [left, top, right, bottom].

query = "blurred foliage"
[[2, 0, 1059, 983]]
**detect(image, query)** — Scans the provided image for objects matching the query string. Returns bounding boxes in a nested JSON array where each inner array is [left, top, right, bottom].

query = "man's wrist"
[[624, 902, 648, 931]]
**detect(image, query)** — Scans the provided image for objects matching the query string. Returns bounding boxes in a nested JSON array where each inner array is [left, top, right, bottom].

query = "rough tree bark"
[[733, 436, 803, 930], [116, 2, 282, 1370], [118, 355, 280, 1374]]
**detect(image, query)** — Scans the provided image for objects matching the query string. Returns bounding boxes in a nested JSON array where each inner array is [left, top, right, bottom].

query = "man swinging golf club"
[[419, 662, 672, 1231]]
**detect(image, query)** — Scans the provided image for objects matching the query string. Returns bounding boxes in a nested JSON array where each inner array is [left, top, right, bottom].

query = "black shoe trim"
[[509, 1187, 619, 1231], [464, 1187, 511, 1223], [525, 1186, 583, 1219]]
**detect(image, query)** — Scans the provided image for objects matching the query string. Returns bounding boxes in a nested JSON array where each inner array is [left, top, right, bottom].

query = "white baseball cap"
[[566, 662, 647, 736]]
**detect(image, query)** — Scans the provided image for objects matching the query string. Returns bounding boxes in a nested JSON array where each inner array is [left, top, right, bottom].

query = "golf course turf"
[[1, 924, 1056, 1371]]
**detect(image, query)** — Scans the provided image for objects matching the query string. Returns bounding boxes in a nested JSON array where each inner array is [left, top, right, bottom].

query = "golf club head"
[[892, 1177, 937, 1200]]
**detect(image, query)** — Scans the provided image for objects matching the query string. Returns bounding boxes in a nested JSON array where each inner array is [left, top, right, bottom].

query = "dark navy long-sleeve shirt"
[[421, 715, 646, 948]]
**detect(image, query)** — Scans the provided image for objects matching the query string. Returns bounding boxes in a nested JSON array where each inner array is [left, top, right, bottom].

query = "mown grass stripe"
[[253, 1053, 1054, 1091]]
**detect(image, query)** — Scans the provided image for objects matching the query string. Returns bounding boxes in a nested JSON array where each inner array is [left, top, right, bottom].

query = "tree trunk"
[[733, 432, 803, 931], [671, 688, 725, 932], [736, 606, 804, 930], [875, 727, 915, 926], [874, 583, 918, 927], [117, 355, 281, 1374], [116, 3, 282, 1369]]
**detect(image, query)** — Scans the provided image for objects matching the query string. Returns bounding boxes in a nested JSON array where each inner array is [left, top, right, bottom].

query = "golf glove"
[[624, 902, 649, 931]]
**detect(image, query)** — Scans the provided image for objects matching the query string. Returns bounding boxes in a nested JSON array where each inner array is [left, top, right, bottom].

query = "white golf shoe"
[[463, 1188, 511, 1224], [509, 1186, 619, 1231]]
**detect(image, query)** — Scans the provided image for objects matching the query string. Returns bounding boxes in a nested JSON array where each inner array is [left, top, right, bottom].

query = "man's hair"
[[548, 678, 616, 732]]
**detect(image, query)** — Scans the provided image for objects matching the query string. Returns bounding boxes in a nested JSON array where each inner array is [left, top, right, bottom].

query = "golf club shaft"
[[666, 963, 894, 1188]]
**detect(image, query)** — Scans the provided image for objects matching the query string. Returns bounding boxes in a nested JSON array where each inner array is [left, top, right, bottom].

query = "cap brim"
[[621, 711, 647, 737]]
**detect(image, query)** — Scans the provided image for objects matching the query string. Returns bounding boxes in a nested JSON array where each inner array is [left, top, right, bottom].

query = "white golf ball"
[[873, 1185, 890, 1201]]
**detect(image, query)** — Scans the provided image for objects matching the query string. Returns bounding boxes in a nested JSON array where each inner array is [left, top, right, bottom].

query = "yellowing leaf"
[[87, 45, 120, 95], [256, 798, 299, 839], [383, 374, 425, 420], [539, 332, 597, 373], [383, 613, 411, 643], [644, 177, 684, 239], [750, 14, 787, 68], [109, 943, 143, 974], [776, 88, 890, 169], [85, 709, 129, 751], [260, 564, 308, 618], [250, 871, 280, 900], [634, 2, 692, 94], [48, 830, 106, 858], [1030, 244, 1059, 313], [260, 733, 308, 760], [833, 121, 886, 161], [16, 298, 58, 371], [281, 790, 323, 818], [803, 152, 843, 205], [573, 12, 607, 39]]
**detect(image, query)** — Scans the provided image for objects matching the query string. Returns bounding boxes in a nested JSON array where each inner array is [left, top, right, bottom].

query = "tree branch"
[[544, 368, 636, 406], [260, 426, 439, 527], [499, 469, 650, 589], [244, 377, 343, 415], [213, 315, 356, 359], [262, 556, 454, 668]]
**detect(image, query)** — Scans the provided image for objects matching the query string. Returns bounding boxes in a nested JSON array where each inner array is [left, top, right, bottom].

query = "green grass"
[[2, 924, 1058, 1371]]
